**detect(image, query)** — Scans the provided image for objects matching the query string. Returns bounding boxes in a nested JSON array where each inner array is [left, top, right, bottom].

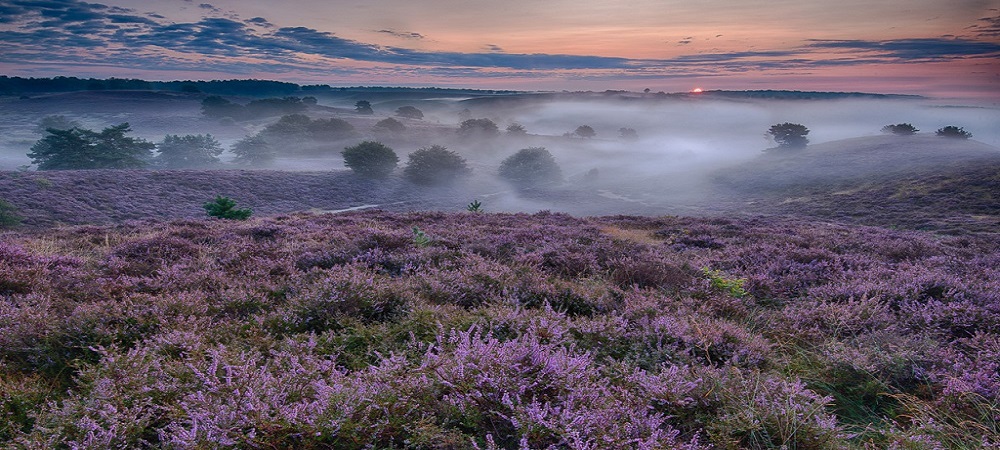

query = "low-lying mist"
[[2, 91, 998, 216]]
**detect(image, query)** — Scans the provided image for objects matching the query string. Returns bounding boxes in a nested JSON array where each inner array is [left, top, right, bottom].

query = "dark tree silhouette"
[[395, 106, 424, 120], [28, 123, 154, 170], [506, 123, 527, 135], [618, 127, 638, 141], [373, 117, 406, 133], [231, 133, 275, 166], [355, 100, 374, 115], [457, 118, 500, 137], [767, 123, 810, 150], [498, 147, 562, 186], [342, 141, 398, 178], [574, 125, 596, 139], [157, 134, 223, 168], [936, 126, 972, 139], [881, 123, 918, 135], [403, 145, 471, 185]]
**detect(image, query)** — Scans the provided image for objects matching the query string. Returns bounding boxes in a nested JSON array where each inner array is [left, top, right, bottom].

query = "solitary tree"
[[373, 117, 406, 133], [498, 147, 562, 187], [506, 123, 527, 135], [28, 123, 154, 170], [766, 123, 810, 150], [157, 134, 223, 168], [355, 100, 374, 115], [395, 106, 424, 120], [618, 127, 638, 141], [403, 145, 472, 186], [881, 123, 919, 135], [231, 133, 275, 166], [342, 141, 399, 178], [574, 125, 596, 139], [936, 126, 972, 139], [457, 118, 500, 138]]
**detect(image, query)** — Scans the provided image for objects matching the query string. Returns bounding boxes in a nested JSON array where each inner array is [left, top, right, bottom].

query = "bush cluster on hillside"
[[766, 123, 810, 150], [498, 147, 563, 187], [27, 123, 155, 170], [403, 145, 471, 186], [937, 126, 972, 139], [200, 96, 308, 120], [156, 134, 223, 169], [457, 118, 500, 138], [372, 117, 406, 133], [342, 141, 399, 178], [881, 123, 919, 135], [0, 211, 996, 447]]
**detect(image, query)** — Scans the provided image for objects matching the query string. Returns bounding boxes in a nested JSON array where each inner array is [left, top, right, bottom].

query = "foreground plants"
[[1, 211, 997, 448]]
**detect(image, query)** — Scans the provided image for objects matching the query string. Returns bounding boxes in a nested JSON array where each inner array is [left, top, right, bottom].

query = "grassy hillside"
[[1, 210, 997, 448], [711, 134, 1000, 233]]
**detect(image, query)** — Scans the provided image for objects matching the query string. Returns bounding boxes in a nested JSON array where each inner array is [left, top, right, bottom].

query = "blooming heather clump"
[[1, 211, 997, 447]]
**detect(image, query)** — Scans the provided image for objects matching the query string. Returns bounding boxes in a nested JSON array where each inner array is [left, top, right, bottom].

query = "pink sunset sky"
[[1, 0, 998, 98]]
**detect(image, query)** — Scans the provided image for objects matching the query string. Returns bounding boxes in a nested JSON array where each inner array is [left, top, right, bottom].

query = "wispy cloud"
[[1, 0, 996, 93], [377, 29, 424, 40], [808, 38, 1000, 60]]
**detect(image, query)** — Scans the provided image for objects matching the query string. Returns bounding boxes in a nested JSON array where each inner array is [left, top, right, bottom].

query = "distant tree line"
[[0, 76, 523, 97], [201, 96, 314, 120], [1, 76, 300, 97]]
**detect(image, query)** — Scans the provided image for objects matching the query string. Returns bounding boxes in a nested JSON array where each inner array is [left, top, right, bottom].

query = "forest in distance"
[[0, 77, 999, 449]]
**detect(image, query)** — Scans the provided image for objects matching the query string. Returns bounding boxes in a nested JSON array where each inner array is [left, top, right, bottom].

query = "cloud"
[[246, 17, 271, 27], [377, 29, 424, 40], [2, 0, 997, 90], [969, 14, 1000, 37], [808, 38, 1000, 60]]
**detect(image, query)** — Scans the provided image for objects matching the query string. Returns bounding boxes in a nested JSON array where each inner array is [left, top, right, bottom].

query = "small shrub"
[[703, 268, 748, 298], [881, 123, 918, 135], [403, 145, 471, 185], [342, 141, 399, 178], [203, 196, 252, 220], [0, 199, 21, 228], [936, 126, 972, 139], [467, 200, 483, 213], [412, 227, 431, 247]]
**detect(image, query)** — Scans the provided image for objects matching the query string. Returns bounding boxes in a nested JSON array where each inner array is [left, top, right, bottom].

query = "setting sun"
[[692, 88, 703, 93]]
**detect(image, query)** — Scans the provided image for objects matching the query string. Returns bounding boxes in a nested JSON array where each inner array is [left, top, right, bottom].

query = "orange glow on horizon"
[[692, 88, 703, 93]]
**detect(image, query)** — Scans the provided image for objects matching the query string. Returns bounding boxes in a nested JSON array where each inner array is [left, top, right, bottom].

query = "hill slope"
[[710, 135, 1000, 233]]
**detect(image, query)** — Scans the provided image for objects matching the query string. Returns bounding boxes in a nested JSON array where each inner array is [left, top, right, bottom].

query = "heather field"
[[2, 87, 1000, 448], [2, 210, 998, 448]]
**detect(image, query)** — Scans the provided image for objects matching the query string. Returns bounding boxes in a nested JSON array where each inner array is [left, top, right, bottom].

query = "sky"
[[1, 0, 999, 98]]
